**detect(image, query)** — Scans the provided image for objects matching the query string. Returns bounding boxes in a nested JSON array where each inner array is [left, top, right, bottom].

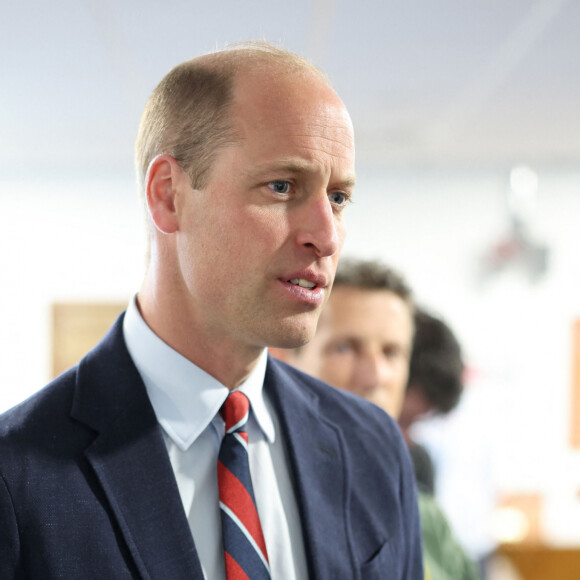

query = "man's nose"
[[354, 351, 390, 392], [295, 193, 342, 257]]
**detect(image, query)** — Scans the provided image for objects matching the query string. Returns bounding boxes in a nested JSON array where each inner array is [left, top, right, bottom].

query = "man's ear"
[[145, 154, 185, 234]]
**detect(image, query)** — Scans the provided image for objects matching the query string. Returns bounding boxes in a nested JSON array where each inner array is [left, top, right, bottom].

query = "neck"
[[137, 272, 264, 390]]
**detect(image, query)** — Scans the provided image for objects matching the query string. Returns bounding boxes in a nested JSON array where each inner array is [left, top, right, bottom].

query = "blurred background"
[[2, 1, 580, 578]]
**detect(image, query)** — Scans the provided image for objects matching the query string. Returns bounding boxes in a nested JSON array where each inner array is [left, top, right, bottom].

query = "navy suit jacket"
[[0, 315, 423, 579]]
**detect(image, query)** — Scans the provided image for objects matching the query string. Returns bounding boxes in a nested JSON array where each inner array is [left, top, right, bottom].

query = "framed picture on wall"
[[52, 302, 127, 378]]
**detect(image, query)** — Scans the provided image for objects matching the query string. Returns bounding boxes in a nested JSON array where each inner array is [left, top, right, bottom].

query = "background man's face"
[[289, 286, 414, 418]]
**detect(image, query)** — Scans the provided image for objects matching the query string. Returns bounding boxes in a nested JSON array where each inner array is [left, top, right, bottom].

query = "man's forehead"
[[324, 287, 414, 326], [329, 286, 405, 305], [232, 66, 345, 122]]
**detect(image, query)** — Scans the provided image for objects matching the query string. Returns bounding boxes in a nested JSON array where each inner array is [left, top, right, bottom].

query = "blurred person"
[[273, 257, 480, 580], [403, 308, 496, 576], [281, 258, 415, 419], [0, 43, 423, 579], [399, 308, 465, 495]]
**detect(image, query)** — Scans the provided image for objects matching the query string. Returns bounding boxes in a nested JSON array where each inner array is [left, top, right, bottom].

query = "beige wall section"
[[52, 303, 127, 378]]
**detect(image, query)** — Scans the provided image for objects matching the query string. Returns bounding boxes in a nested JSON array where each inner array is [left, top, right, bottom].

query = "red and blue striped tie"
[[218, 391, 271, 579]]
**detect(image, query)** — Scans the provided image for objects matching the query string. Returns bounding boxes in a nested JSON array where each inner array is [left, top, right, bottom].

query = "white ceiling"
[[2, 0, 579, 180]]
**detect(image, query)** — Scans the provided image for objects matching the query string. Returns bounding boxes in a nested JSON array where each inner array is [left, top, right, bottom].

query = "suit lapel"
[[265, 358, 356, 579], [71, 316, 203, 580]]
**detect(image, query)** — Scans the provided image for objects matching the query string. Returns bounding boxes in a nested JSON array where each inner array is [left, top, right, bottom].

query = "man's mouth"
[[288, 278, 317, 290]]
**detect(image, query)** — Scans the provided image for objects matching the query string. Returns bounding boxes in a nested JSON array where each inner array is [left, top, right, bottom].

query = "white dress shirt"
[[123, 297, 308, 579]]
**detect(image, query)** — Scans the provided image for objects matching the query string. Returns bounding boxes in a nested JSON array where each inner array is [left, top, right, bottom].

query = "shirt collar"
[[122, 296, 274, 450]]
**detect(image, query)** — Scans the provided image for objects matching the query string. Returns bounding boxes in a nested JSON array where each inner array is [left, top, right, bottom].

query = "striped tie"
[[218, 391, 271, 579]]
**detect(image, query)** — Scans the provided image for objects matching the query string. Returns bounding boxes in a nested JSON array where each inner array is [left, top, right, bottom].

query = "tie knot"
[[221, 390, 250, 433]]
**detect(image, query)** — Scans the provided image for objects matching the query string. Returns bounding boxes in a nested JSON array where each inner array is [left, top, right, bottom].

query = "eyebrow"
[[248, 159, 356, 188]]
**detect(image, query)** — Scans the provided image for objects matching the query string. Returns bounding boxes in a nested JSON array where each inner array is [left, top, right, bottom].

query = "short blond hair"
[[134, 41, 328, 202]]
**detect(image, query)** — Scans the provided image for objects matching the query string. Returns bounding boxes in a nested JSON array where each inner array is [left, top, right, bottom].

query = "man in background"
[[273, 257, 479, 580], [406, 310, 496, 576], [0, 44, 422, 578], [399, 307, 466, 495]]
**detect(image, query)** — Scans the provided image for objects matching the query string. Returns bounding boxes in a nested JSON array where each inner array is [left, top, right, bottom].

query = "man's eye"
[[330, 342, 354, 354], [268, 181, 291, 194], [329, 191, 349, 206], [383, 347, 401, 359]]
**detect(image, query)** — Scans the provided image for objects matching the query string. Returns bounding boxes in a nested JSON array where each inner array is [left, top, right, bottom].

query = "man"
[[399, 307, 465, 494], [403, 310, 496, 576], [276, 258, 415, 419], [0, 44, 422, 579], [400, 308, 464, 441], [273, 258, 480, 580]]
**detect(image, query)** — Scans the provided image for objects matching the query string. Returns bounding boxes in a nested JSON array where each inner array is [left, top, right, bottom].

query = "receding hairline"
[[135, 41, 333, 191], [189, 40, 331, 84]]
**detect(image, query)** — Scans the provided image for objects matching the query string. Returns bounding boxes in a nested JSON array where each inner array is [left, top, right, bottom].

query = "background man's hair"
[[408, 308, 464, 414], [333, 258, 414, 310]]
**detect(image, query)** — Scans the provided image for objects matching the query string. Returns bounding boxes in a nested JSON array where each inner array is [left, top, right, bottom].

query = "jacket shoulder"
[[268, 356, 399, 424], [0, 365, 78, 440], [0, 312, 131, 451]]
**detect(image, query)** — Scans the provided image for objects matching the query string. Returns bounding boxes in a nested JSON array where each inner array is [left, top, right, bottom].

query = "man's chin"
[[267, 323, 317, 349], [268, 333, 313, 350]]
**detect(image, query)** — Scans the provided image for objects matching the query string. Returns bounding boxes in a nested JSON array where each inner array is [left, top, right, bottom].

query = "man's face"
[[288, 286, 414, 418], [174, 68, 355, 352]]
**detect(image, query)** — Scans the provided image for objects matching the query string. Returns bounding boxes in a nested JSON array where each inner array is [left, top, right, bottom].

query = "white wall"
[[343, 167, 580, 546], [0, 174, 145, 411], [2, 167, 580, 543]]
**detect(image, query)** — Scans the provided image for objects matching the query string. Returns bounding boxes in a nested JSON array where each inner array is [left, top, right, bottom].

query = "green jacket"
[[419, 493, 481, 580]]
